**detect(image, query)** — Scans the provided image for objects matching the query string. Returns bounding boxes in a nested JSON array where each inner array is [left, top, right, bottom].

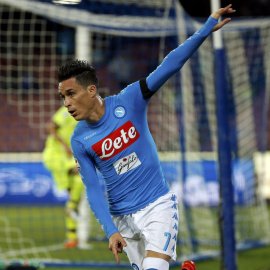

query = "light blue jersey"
[[71, 16, 218, 239]]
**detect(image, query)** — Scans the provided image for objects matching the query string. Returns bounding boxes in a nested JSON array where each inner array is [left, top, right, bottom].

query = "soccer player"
[[42, 106, 91, 249], [58, 5, 235, 270]]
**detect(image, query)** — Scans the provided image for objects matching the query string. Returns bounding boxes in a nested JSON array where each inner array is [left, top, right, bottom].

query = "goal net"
[[0, 0, 269, 267], [174, 9, 270, 260]]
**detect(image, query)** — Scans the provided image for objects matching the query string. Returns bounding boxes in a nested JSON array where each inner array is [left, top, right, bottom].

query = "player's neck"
[[85, 95, 105, 124]]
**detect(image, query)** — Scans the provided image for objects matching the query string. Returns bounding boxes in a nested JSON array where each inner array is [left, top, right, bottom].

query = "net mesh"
[[175, 7, 270, 257]]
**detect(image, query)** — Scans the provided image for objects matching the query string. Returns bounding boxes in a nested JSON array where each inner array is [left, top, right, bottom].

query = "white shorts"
[[113, 190, 179, 269]]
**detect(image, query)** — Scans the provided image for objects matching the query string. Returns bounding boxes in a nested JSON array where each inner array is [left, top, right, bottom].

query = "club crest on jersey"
[[74, 158, 81, 171], [92, 121, 140, 161], [113, 152, 141, 175], [114, 106, 126, 118]]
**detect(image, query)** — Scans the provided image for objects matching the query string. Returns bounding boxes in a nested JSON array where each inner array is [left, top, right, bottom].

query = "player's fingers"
[[223, 8, 236, 16], [212, 4, 235, 19], [116, 242, 123, 253], [112, 248, 120, 264], [219, 4, 232, 15], [117, 240, 127, 252], [227, 8, 236, 14], [212, 18, 231, 32], [219, 18, 232, 27], [121, 239, 127, 247], [117, 247, 123, 253]]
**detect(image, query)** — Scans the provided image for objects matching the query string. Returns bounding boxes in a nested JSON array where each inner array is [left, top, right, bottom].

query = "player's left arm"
[[144, 4, 235, 94], [117, 5, 235, 108]]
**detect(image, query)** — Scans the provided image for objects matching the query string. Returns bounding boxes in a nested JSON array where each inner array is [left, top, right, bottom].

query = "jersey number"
[[163, 232, 171, 251]]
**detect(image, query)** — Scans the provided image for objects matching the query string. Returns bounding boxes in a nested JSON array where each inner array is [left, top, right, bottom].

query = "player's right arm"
[[71, 138, 127, 262], [70, 138, 118, 238]]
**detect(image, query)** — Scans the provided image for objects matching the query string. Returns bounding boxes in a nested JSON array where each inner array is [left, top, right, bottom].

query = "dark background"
[[179, 0, 270, 17]]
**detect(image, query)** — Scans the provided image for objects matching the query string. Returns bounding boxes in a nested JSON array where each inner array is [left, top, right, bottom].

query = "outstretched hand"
[[211, 4, 236, 32], [109, 232, 127, 264]]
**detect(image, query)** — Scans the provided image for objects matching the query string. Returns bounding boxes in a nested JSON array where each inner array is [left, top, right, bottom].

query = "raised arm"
[[145, 4, 235, 93]]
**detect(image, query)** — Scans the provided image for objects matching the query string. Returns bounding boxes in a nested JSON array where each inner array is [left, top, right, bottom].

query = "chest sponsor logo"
[[92, 121, 140, 161], [113, 152, 141, 175]]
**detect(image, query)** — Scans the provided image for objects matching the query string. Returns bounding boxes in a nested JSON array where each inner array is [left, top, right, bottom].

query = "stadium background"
[[1, 0, 270, 269], [1, 0, 270, 153]]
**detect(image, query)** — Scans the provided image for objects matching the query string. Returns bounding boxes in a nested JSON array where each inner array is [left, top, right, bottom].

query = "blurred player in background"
[[57, 5, 235, 270], [42, 106, 91, 249]]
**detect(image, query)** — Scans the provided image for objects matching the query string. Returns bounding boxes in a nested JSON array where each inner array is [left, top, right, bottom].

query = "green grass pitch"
[[1, 204, 270, 269]]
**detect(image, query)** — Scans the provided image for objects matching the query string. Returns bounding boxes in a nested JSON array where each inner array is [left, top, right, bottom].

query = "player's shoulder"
[[71, 121, 86, 140], [115, 81, 142, 106], [118, 81, 140, 96], [74, 120, 86, 130]]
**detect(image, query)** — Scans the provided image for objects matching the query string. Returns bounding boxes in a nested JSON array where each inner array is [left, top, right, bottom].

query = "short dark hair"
[[58, 59, 99, 89]]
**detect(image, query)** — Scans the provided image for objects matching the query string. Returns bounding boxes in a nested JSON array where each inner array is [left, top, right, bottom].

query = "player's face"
[[58, 77, 97, 122]]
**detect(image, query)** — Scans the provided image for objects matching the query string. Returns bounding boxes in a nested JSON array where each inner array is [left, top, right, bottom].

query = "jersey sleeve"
[[71, 138, 118, 239], [145, 15, 218, 93], [117, 16, 218, 106]]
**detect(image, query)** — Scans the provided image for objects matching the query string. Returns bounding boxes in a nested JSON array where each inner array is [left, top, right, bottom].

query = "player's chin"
[[72, 114, 81, 121]]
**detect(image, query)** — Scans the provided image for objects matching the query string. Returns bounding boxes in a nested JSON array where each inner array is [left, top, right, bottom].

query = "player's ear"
[[87, 84, 97, 97]]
